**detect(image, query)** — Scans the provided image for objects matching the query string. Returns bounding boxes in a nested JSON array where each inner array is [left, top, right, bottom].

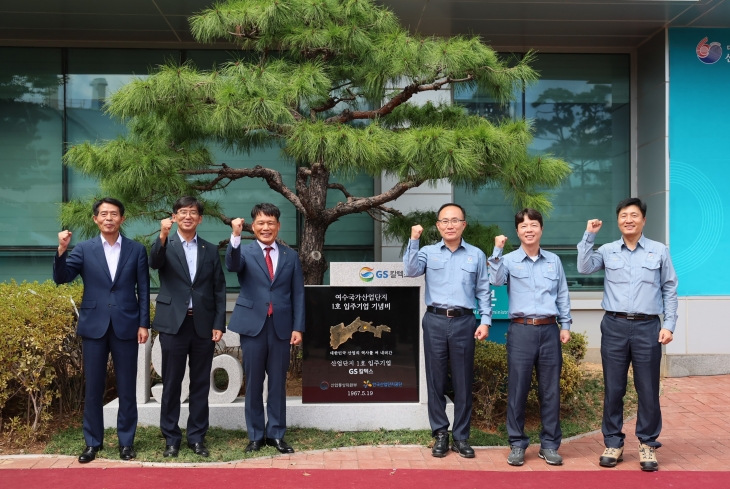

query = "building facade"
[[1, 0, 728, 375]]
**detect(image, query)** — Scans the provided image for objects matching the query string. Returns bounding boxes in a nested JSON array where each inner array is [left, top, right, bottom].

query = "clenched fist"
[[586, 219, 602, 233], [411, 224, 424, 240], [58, 230, 72, 255], [231, 217, 244, 237], [494, 235, 508, 248], [160, 217, 173, 242]]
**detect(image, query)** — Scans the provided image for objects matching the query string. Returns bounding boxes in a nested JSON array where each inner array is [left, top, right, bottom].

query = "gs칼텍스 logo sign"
[[359, 267, 374, 282], [697, 37, 722, 64]]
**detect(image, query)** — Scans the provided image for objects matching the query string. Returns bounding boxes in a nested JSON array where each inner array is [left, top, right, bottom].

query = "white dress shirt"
[[230, 234, 278, 275], [101, 233, 122, 281], [178, 232, 198, 308]]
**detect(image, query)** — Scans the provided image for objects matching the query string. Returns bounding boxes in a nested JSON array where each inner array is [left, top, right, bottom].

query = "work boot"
[[638, 443, 658, 471], [432, 431, 449, 458], [599, 446, 624, 467]]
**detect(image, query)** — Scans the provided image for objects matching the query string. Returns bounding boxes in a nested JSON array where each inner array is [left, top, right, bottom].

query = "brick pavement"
[[2, 375, 729, 472]]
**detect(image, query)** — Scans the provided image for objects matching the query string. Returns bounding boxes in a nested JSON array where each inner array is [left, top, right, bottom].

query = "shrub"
[[0, 281, 83, 434], [562, 331, 588, 363], [472, 339, 584, 429]]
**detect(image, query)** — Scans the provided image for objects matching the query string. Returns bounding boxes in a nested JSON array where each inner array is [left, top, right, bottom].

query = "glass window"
[[454, 54, 630, 289], [324, 173, 375, 246], [0, 48, 63, 247], [322, 249, 375, 285]]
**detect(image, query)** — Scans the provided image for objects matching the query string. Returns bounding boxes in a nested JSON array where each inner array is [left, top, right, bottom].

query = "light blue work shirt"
[[178, 231, 198, 308], [488, 246, 572, 330], [576, 231, 678, 333], [403, 238, 492, 324]]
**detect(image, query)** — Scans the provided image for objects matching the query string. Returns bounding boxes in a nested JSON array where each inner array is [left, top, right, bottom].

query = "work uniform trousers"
[[81, 322, 139, 447], [506, 321, 563, 450], [601, 313, 662, 448], [240, 315, 290, 441], [422, 312, 476, 441], [159, 315, 215, 446]]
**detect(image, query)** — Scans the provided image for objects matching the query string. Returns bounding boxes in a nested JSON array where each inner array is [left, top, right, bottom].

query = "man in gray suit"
[[149, 196, 226, 458], [226, 203, 305, 454]]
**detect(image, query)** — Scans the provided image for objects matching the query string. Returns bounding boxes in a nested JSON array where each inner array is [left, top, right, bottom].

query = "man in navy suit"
[[54, 198, 150, 463], [150, 196, 226, 458], [226, 203, 304, 454]]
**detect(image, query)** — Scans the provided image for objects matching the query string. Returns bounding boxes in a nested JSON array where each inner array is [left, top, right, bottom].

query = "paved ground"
[[2, 375, 729, 472]]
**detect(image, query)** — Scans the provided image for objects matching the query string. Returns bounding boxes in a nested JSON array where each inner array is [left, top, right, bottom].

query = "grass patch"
[[42, 365, 638, 463]]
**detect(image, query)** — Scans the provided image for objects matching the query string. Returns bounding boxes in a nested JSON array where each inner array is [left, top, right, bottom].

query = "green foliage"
[[472, 338, 584, 429], [382, 210, 513, 257], [563, 330, 588, 363], [0, 281, 83, 435]]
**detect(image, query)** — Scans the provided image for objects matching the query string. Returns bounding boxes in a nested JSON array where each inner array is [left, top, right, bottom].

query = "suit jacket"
[[149, 234, 226, 337], [225, 240, 305, 341], [53, 235, 150, 340]]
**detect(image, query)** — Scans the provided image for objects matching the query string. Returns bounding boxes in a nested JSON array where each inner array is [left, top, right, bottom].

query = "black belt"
[[513, 317, 558, 326], [606, 311, 658, 320], [187, 308, 194, 316], [427, 306, 473, 318]]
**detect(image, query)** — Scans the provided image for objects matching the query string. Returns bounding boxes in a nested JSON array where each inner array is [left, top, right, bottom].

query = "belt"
[[427, 306, 473, 318], [513, 317, 557, 326], [187, 308, 194, 316], [606, 312, 658, 320]]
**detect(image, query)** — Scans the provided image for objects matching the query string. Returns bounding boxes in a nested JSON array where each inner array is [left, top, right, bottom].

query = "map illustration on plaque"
[[330, 317, 391, 349]]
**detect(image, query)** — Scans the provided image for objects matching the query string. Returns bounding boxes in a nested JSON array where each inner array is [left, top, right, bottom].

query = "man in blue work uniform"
[[577, 198, 678, 472], [404, 203, 491, 459], [489, 208, 572, 467]]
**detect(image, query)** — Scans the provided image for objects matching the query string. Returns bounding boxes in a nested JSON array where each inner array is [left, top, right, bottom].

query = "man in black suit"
[[54, 198, 150, 463], [226, 203, 305, 454], [149, 196, 226, 458]]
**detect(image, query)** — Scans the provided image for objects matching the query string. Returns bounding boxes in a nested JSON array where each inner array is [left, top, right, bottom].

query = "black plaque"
[[302, 286, 420, 403]]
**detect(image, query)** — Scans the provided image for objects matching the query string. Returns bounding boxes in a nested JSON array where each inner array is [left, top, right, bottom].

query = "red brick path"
[[2, 375, 729, 472]]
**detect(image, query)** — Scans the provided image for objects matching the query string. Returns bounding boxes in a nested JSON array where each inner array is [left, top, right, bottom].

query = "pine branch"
[[328, 183, 403, 217], [180, 164, 306, 214], [325, 179, 423, 221]]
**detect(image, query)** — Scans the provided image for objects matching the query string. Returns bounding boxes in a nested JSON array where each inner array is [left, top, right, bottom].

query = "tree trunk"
[[298, 164, 331, 285]]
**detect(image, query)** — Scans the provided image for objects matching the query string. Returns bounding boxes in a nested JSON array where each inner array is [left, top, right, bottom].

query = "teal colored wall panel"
[[669, 29, 730, 295]]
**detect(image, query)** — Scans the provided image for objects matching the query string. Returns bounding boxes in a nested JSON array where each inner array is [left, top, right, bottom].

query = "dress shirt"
[[488, 246, 572, 330], [101, 233, 122, 281], [230, 234, 279, 274], [178, 232, 198, 308], [403, 238, 492, 323], [577, 231, 678, 332]]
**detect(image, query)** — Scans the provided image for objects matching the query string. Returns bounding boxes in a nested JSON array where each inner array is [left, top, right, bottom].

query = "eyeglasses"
[[436, 219, 465, 226], [176, 211, 200, 217]]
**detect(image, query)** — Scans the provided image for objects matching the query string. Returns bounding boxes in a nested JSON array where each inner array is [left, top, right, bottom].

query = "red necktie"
[[265, 247, 274, 315]]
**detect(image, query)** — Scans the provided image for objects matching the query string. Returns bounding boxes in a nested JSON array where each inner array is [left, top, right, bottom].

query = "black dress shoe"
[[245, 439, 265, 453], [266, 438, 295, 454], [187, 442, 209, 457], [163, 445, 180, 458], [432, 432, 450, 458], [451, 439, 475, 458], [78, 445, 102, 464], [119, 446, 137, 460]]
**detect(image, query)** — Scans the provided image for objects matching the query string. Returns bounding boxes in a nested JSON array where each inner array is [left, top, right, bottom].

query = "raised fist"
[[58, 230, 72, 254], [231, 217, 244, 237], [160, 218, 173, 239], [494, 235, 508, 248], [411, 224, 424, 240], [586, 219, 602, 233]]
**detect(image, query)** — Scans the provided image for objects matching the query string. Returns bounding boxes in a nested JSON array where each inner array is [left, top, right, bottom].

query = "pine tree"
[[62, 0, 570, 285]]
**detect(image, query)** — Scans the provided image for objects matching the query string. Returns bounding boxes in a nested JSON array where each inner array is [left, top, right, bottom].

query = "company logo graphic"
[[359, 267, 374, 282], [319, 381, 329, 391], [363, 380, 373, 388], [697, 37, 722, 64]]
